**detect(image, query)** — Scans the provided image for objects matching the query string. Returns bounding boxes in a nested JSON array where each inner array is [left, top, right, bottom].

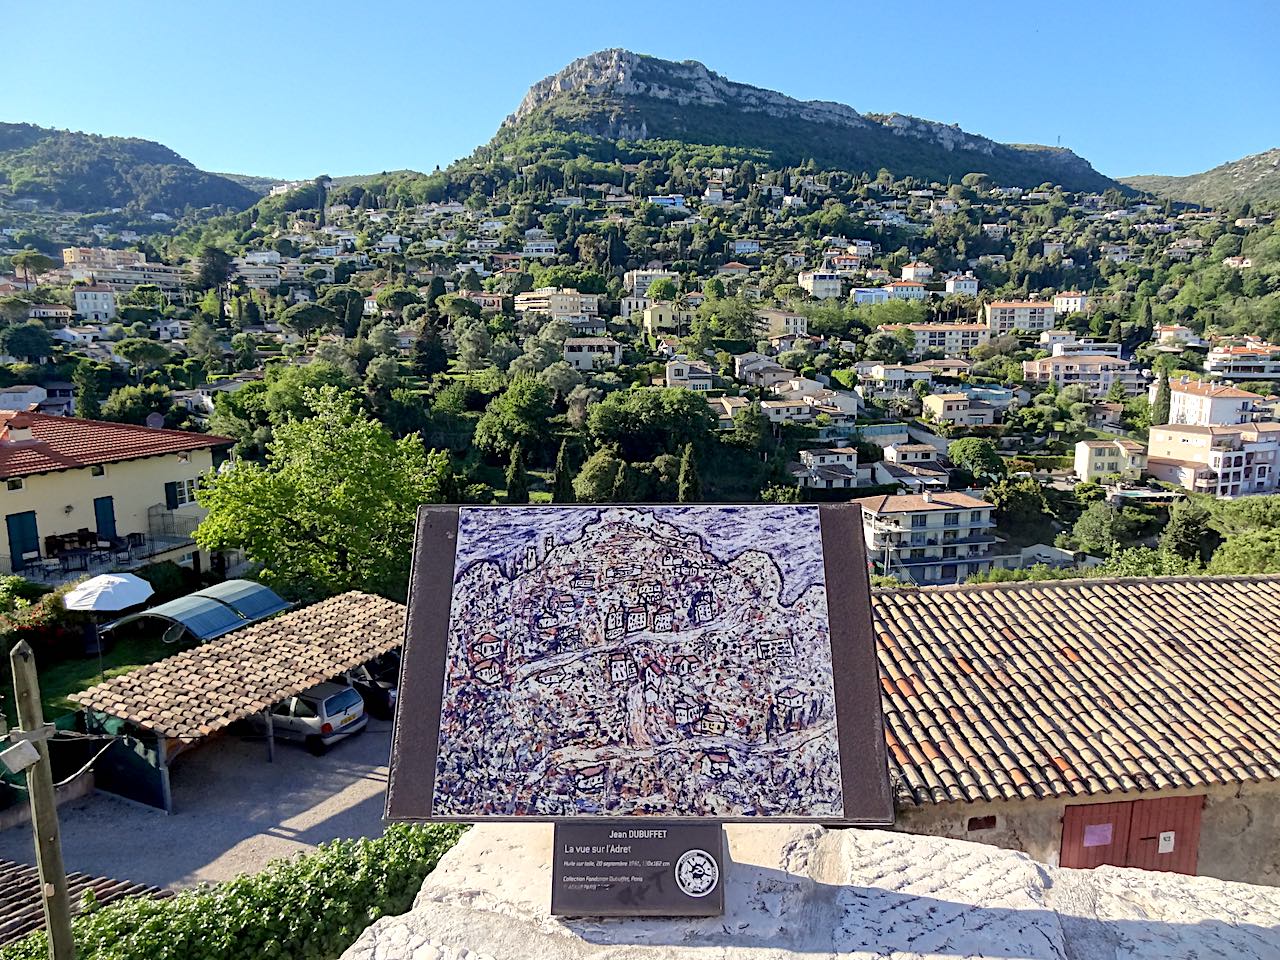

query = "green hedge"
[[0, 823, 465, 960]]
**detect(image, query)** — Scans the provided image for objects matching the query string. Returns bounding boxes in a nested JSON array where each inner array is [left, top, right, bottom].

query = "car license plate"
[[341, 714, 356, 726]]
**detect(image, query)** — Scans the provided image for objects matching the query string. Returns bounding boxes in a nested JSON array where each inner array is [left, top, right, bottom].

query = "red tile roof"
[[0, 410, 232, 479]]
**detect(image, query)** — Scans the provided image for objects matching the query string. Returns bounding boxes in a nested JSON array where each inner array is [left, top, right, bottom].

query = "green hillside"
[[1123, 148, 1280, 207], [0, 123, 259, 214]]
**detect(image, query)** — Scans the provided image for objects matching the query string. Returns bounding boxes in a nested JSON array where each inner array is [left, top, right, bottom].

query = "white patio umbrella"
[[63, 573, 154, 612]]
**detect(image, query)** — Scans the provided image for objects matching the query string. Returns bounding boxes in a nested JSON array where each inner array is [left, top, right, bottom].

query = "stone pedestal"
[[343, 823, 1280, 960]]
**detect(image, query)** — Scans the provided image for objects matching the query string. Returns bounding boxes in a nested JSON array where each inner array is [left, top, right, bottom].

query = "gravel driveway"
[[0, 718, 393, 890]]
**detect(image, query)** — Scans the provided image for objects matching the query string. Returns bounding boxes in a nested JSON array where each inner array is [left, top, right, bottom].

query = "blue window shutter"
[[164, 482, 179, 509]]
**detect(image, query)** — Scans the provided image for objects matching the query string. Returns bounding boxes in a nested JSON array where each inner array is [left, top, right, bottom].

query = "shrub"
[[0, 823, 464, 960]]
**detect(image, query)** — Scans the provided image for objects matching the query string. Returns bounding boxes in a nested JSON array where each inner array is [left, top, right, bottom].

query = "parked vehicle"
[[262, 682, 367, 754], [338, 651, 401, 720]]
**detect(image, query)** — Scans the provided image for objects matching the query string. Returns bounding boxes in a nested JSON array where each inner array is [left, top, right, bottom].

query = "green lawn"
[[20, 633, 177, 724]]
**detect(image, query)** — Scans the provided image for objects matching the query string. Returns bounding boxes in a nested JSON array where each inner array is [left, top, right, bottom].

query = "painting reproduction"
[[428, 504, 849, 819]]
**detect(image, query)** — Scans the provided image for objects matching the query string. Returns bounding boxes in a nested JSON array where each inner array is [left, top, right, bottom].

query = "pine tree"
[[551, 439, 575, 503], [677, 443, 701, 503], [1160, 498, 1211, 562], [1152, 370, 1171, 426], [505, 443, 530, 504]]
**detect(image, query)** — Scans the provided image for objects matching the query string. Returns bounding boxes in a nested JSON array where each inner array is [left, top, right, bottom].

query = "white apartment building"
[[620, 296, 650, 320], [985, 300, 1057, 335], [1050, 339, 1122, 358], [562, 337, 623, 371], [72, 284, 116, 322], [1205, 342, 1280, 379], [854, 491, 999, 584], [61, 247, 146, 270], [852, 287, 889, 305], [884, 281, 926, 301], [944, 273, 979, 296], [1021, 354, 1144, 398], [521, 240, 557, 257], [1074, 439, 1147, 482], [1155, 377, 1267, 427], [1053, 291, 1089, 315], [1147, 423, 1280, 498], [66, 261, 182, 295], [900, 261, 934, 281], [881, 323, 989, 359], [798, 270, 842, 300], [623, 269, 678, 298], [513, 288, 600, 323]]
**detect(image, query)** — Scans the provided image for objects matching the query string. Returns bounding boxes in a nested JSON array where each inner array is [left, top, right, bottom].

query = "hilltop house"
[[0, 411, 232, 577]]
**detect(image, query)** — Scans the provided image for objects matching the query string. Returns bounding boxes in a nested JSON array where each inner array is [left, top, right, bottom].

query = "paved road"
[[0, 719, 392, 890]]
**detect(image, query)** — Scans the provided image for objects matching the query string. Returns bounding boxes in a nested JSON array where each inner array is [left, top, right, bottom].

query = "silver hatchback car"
[[265, 682, 368, 754]]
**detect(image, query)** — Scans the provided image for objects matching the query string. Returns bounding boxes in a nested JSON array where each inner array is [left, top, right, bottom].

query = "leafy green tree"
[[947, 438, 1006, 479], [677, 443, 701, 503], [761, 483, 801, 503], [573, 448, 625, 503], [1092, 547, 1199, 577], [587, 389, 714, 461], [186, 318, 222, 366], [72, 363, 103, 419], [504, 443, 530, 503], [551, 439, 575, 503], [646, 277, 678, 301], [101, 384, 172, 425], [987, 476, 1049, 529], [375, 286, 421, 315], [1152, 370, 1170, 426], [862, 331, 908, 363], [1071, 501, 1128, 556], [1208, 529, 1280, 575], [195, 387, 450, 600], [473, 377, 555, 461], [729, 401, 774, 454], [0, 321, 52, 361], [1160, 498, 1213, 561]]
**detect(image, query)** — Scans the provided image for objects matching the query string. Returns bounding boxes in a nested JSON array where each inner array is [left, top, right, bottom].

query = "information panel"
[[550, 821, 725, 917], [387, 503, 893, 825]]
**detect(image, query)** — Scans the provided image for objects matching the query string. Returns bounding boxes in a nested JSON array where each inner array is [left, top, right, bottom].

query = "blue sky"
[[8, 0, 1278, 182]]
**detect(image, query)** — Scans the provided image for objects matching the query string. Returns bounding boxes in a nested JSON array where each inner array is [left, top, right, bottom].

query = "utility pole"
[[7, 641, 75, 960]]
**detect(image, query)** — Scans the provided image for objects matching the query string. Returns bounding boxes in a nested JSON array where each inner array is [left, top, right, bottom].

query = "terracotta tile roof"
[[1170, 379, 1262, 400], [853, 492, 991, 514], [0, 859, 170, 945], [875, 575, 1280, 806], [71, 592, 404, 740], [0, 411, 232, 480]]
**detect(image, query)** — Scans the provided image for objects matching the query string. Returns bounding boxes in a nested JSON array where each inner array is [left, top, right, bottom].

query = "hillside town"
[[1, 161, 1278, 586], [2, 22, 1280, 960]]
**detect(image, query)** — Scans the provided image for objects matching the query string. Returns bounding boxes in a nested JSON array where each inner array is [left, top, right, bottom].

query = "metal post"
[[156, 737, 173, 815], [9, 640, 76, 960], [263, 709, 274, 763]]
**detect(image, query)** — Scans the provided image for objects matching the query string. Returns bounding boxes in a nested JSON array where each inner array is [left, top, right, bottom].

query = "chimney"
[[922, 491, 934, 503], [2, 412, 33, 443]]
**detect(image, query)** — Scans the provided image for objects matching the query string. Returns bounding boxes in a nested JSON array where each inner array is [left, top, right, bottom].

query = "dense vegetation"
[[0, 824, 464, 960], [0, 123, 259, 215], [1123, 148, 1280, 207]]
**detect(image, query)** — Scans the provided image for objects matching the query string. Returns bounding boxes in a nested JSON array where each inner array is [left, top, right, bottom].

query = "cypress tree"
[[610, 460, 628, 503], [1152, 371, 1171, 426], [505, 443, 530, 504], [677, 443, 701, 503], [551, 439, 575, 503]]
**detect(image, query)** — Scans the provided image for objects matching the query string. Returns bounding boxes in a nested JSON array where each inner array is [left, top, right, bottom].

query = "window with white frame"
[[175, 478, 198, 505]]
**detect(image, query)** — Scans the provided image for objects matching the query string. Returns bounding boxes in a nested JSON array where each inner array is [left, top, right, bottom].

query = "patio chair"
[[114, 543, 133, 563], [92, 539, 113, 563], [60, 550, 89, 574]]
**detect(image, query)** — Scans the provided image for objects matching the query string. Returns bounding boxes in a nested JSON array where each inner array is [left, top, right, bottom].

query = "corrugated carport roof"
[[105, 578, 291, 641], [71, 591, 405, 740]]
